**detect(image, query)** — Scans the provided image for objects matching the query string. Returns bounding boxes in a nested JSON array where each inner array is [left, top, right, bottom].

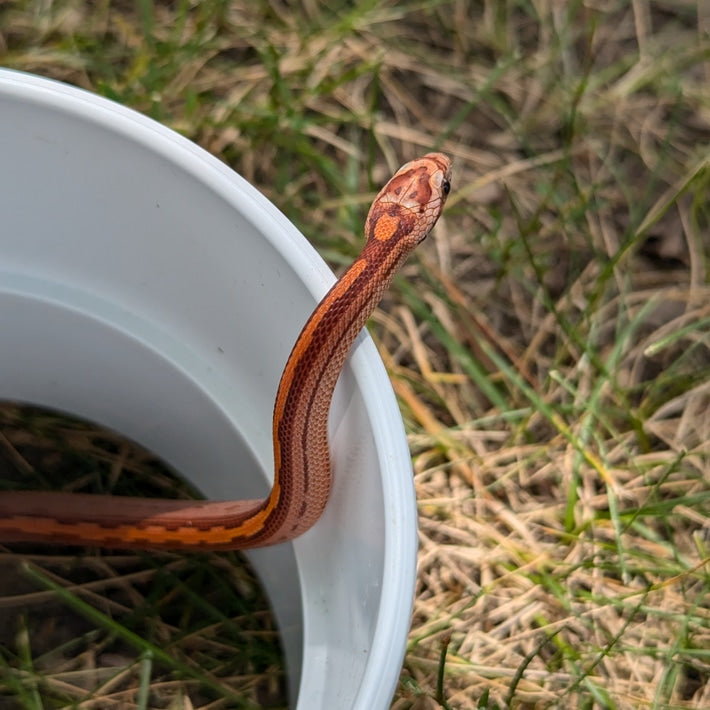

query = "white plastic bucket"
[[0, 69, 417, 708]]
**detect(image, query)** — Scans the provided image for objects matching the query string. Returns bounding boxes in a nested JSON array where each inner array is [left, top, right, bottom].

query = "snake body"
[[0, 153, 451, 550]]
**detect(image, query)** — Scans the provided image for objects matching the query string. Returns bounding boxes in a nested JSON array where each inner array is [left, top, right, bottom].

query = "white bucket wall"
[[0, 69, 417, 709]]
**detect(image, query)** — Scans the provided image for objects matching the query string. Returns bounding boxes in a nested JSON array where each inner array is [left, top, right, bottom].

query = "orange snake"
[[0, 153, 451, 551]]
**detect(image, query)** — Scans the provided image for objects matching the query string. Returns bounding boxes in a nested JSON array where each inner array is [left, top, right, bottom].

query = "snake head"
[[365, 152, 451, 247]]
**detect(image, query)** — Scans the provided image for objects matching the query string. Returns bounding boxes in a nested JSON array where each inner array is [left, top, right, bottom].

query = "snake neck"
[[257, 236, 412, 545]]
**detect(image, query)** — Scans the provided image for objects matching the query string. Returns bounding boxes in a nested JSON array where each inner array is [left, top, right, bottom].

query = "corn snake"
[[0, 153, 451, 550]]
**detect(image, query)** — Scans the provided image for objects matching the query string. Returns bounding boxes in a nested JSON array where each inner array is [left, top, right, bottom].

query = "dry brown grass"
[[1, 1, 709, 708]]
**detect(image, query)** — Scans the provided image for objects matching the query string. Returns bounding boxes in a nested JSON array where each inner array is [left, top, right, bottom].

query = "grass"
[[1, 0, 709, 708], [0, 405, 285, 708]]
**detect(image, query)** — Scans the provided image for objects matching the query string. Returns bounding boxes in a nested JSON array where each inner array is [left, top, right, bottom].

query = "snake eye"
[[442, 179, 451, 195]]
